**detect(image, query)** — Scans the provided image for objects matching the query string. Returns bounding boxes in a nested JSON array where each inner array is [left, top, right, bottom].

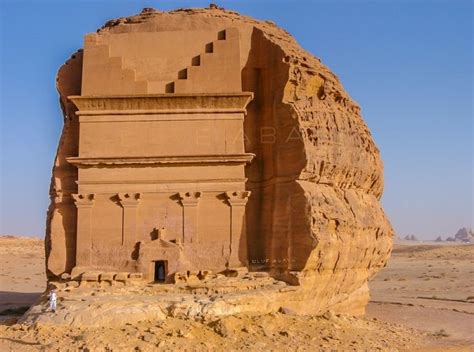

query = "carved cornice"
[[225, 191, 251, 206], [68, 93, 254, 115], [66, 154, 255, 168], [77, 177, 247, 185], [72, 193, 95, 208], [117, 193, 141, 207], [179, 191, 202, 207]]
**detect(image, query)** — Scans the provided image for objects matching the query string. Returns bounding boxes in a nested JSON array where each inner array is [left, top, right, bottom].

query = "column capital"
[[179, 191, 202, 207], [118, 193, 141, 207], [72, 193, 95, 208], [225, 191, 251, 206]]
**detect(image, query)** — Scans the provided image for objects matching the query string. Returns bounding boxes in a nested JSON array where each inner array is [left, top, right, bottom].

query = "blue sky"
[[0, 0, 472, 239]]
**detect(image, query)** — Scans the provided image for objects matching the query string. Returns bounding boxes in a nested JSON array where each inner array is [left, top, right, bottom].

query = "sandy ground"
[[0, 236, 46, 314], [367, 241, 474, 350], [0, 235, 472, 351]]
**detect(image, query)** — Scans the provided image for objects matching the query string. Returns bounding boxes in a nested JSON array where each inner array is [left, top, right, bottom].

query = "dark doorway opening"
[[154, 260, 167, 283]]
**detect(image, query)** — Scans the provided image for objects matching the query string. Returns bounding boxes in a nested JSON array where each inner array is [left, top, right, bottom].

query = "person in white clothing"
[[48, 289, 57, 313]]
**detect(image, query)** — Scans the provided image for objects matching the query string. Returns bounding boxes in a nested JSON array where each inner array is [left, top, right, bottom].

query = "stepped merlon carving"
[[169, 28, 241, 94], [82, 34, 148, 95], [82, 28, 241, 95]]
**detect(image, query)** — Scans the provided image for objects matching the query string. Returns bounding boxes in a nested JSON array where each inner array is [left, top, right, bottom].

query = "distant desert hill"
[[391, 242, 474, 259], [403, 234, 420, 241], [453, 227, 474, 243]]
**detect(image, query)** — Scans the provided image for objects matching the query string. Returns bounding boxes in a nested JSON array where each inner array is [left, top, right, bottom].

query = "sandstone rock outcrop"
[[454, 227, 474, 243], [45, 7, 393, 315]]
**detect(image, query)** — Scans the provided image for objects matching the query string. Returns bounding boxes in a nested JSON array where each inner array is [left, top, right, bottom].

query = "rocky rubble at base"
[[21, 274, 296, 327], [1, 310, 428, 351]]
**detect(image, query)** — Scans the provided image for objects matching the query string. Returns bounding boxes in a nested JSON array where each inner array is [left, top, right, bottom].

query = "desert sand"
[[0, 236, 46, 315], [367, 240, 474, 350], [0, 235, 472, 351]]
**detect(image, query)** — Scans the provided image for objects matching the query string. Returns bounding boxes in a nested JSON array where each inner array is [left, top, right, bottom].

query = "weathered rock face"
[[46, 7, 393, 315], [454, 228, 474, 243]]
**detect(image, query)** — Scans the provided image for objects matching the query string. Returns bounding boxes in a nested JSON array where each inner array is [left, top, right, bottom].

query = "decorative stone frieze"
[[68, 93, 253, 115]]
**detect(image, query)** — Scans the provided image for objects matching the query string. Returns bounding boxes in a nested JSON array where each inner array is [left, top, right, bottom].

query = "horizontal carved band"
[[77, 109, 247, 118], [66, 154, 255, 167], [71, 191, 252, 207], [68, 93, 253, 113], [77, 178, 247, 185]]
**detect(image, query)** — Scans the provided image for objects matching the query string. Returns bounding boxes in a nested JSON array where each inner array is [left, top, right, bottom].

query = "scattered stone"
[[141, 332, 155, 343], [212, 319, 231, 337], [114, 272, 129, 282], [99, 272, 115, 282], [129, 273, 143, 280], [322, 311, 336, 321], [60, 273, 71, 280], [279, 307, 297, 315], [81, 272, 100, 282]]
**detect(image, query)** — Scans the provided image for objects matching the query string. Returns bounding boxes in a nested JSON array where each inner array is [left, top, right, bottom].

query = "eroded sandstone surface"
[[45, 6, 393, 317]]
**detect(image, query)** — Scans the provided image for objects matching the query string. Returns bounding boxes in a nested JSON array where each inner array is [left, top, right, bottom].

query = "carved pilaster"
[[117, 193, 141, 246], [179, 192, 202, 244], [72, 193, 95, 266], [225, 191, 251, 267]]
